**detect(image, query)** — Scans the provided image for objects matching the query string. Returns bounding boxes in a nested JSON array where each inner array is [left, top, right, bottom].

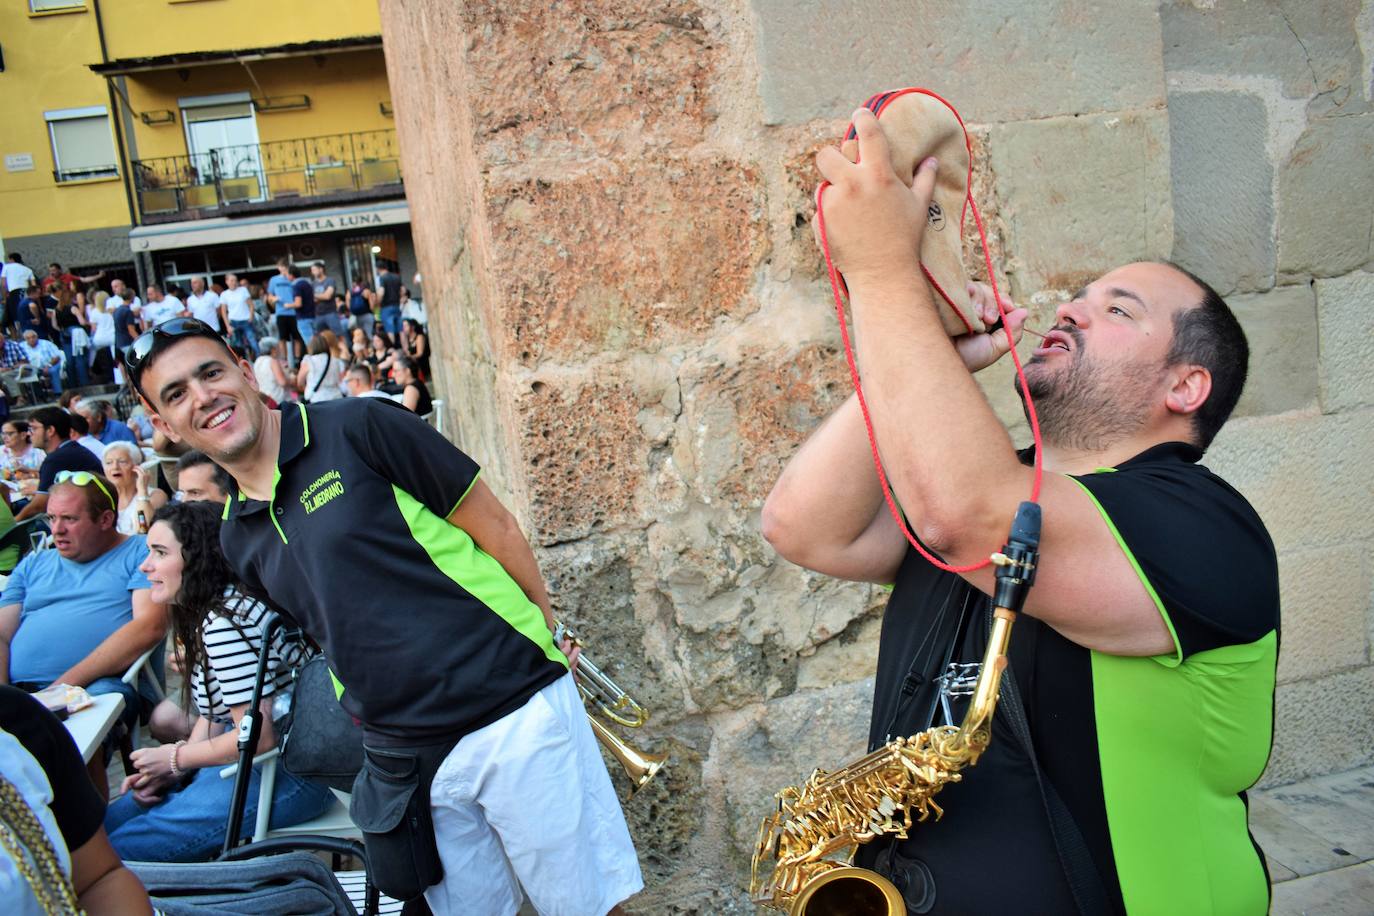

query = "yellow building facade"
[[1, 0, 413, 296]]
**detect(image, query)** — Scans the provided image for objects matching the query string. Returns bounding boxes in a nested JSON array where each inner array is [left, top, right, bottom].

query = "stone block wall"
[[379, 1, 1374, 909]]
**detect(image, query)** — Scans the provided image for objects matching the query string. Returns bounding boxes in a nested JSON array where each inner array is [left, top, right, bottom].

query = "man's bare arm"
[[0, 603, 20, 684], [14, 491, 46, 521], [52, 590, 167, 688], [762, 394, 905, 584], [446, 480, 554, 632]]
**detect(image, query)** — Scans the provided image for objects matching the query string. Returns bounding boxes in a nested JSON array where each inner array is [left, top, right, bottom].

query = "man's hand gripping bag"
[[840, 89, 984, 337]]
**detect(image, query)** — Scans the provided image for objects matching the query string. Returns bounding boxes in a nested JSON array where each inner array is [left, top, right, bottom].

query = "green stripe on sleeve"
[[391, 484, 566, 669], [1070, 477, 1182, 667]]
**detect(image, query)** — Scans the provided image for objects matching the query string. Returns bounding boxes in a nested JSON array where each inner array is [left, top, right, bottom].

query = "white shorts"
[[423, 673, 644, 916]]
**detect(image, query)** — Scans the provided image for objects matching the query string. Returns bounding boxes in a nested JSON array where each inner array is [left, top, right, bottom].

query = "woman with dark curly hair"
[[103, 501, 333, 862]]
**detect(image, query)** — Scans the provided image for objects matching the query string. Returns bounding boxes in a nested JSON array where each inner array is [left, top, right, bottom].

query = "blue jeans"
[[60, 333, 90, 388], [229, 319, 258, 358], [379, 305, 402, 336], [105, 762, 334, 862], [43, 362, 62, 396], [352, 313, 375, 338], [314, 310, 344, 340], [297, 317, 315, 344]]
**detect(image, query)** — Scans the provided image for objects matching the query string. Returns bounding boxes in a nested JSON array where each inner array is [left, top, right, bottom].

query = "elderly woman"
[[102, 441, 167, 535], [252, 336, 293, 406]]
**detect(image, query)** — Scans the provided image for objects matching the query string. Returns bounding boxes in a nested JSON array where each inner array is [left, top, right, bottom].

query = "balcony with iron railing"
[[131, 128, 403, 224]]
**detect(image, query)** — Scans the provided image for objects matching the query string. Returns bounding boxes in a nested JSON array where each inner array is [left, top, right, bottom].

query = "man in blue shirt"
[[0, 473, 167, 741], [288, 264, 316, 346], [75, 398, 140, 447], [266, 259, 301, 366]]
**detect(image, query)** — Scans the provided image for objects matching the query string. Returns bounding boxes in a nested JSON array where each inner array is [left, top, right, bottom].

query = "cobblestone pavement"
[[1254, 765, 1374, 915]]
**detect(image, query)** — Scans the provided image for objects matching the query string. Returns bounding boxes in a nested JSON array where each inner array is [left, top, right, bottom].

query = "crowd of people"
[[0, 252, 429, 407]]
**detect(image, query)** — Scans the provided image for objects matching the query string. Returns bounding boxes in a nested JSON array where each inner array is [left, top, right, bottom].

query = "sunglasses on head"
[[53, 470, 116, 512], [122, 318, 235, 393]]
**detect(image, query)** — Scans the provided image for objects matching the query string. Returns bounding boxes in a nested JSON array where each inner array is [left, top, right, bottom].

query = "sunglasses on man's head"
[[53, 470, 116, 512], [123, 317, 236, 393]]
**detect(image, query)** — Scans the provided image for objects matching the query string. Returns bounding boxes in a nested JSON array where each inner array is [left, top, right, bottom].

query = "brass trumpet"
[[555, 621, 668, 795]]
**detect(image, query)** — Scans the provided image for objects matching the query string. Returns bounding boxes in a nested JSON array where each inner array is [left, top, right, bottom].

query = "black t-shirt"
[[221, 400, 567, 744], [290, 278, 316, 320], [113, 306, 138, 348], [378, 273, 401, 308], [405, 380, 432, 417], [37, 440, 104, 494], [859, 443, 1279, 915], [54, 305, 81, 332], [0, 685, 105, 854]]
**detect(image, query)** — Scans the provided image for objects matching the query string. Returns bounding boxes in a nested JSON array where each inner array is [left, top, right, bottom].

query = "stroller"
[[129, 613, 392, 915]]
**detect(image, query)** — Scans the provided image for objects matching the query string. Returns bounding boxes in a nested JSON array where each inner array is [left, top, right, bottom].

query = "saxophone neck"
[[954, 501, 1042, 750]]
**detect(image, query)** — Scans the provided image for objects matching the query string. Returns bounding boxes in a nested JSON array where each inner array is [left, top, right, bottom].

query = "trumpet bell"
[[791, 867, 905, 916], [586, 714, 667, 796]]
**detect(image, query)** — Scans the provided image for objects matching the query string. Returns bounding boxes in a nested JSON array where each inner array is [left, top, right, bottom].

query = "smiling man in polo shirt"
[[128, 319, 642, 915]]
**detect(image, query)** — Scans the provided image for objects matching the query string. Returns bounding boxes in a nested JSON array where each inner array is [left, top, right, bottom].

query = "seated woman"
[[393, 355, 433, 416], [105, 501, 333, 862], [102, 441, 168, 535], [296, 333, 344, 403], [399, 317, 430, 382], [0, 418, 45, 481]]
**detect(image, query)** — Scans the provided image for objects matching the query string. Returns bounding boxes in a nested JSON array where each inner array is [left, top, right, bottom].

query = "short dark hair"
[[347, 363, 373, 384], [287, 264, 301, 279], [48, 263, 61, 272], [147, 283, 163, 295], [130, 324, 238, 401], [176, 449, 233, 495], [68, 412, 90, 436], [6, 253, 21, 263], [1163, 263, 1249, 450], [30, 407, 71, 438]]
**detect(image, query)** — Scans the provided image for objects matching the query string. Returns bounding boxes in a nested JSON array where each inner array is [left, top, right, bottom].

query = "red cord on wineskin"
[[815, 88, 1043, 574]]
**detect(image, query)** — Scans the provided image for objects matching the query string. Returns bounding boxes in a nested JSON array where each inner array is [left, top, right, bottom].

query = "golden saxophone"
[[750, 502, 1042, 915]]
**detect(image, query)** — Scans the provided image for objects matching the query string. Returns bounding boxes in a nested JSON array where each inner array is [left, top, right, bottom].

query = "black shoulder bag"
[[279, 655, 364, 792]]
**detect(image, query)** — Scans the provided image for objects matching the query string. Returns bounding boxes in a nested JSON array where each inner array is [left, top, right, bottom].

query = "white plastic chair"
[[116, 642, 168, 772], [429, 398, 445, 437], [219, 750, 359, 844]]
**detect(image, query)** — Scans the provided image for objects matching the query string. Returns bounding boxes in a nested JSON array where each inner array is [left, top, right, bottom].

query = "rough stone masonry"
[[378, 1, 1374, 910]]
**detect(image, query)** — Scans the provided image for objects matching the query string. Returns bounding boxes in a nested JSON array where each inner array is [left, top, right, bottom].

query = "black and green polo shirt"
[[859, 442, 1279, 915], [221, 399, 567, 744]]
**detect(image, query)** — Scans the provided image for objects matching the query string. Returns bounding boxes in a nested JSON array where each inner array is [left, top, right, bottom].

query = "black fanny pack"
[[349, 738, 460, 903]]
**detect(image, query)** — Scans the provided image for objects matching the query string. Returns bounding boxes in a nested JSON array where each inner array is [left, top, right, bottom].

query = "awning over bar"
[[128, 199, 409, 252]]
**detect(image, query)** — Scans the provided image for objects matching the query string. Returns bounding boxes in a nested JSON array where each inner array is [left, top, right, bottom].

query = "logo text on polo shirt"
[[300, 469, 345, 514]]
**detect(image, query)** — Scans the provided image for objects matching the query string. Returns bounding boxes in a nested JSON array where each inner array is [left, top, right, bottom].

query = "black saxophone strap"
[[997, 626, 1113, 916]]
